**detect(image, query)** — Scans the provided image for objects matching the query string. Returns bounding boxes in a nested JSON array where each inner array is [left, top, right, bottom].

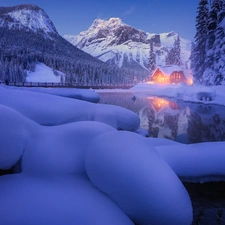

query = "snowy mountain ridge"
[[0, 4, 57, 37], [0, 4, 117, 85], [64, 18, 192, 71]]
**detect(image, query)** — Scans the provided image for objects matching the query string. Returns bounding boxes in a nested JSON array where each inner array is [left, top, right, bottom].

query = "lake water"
[[98, 92, 225, 144]]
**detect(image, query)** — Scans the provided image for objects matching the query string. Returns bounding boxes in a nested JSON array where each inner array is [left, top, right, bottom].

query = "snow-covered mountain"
[[0, 4, 117, 85], [64, 18, 192, 71], [0, 4, 57, 38]]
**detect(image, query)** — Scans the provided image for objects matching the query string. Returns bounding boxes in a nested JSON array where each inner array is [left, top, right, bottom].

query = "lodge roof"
[[152, 65, 192, 79]]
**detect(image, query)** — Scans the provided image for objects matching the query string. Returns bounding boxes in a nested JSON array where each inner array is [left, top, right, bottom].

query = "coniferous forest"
[[191, 0, 225, 85], [0, 26, 147, 85]]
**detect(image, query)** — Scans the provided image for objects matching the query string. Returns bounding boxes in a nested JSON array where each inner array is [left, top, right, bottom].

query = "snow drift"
[[0, 86, 139, 131], [5, 85, 100, 103], [0, 104, 192, 225], [85, 131, 193, 225]]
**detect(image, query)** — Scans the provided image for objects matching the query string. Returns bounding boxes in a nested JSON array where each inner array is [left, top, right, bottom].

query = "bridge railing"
[[0, 81, 135, 89]]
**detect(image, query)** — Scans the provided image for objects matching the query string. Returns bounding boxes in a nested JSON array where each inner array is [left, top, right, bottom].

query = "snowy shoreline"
[[96, 83, 225, 107]]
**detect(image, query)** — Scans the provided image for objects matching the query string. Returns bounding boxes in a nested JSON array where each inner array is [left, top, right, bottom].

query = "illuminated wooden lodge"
[[148, 65, 191, 84]]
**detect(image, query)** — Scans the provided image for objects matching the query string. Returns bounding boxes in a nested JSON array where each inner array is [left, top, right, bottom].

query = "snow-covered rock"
[[0, 87, 140, 131], [64, 18, 191, 71], [85, 131, 193, 225], [0, 4, 57, 37]]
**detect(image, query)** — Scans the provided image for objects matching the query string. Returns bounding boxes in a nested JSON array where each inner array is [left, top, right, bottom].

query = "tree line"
[[0, 27, 148, 85]]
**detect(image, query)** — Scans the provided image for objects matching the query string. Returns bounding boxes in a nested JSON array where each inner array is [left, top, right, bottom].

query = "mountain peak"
[[0, 4, 42, 17], [108, 17, 122, 25], [78, 17, 149, 46], [90, 17, 124, 31], [0, 4, 58, 37], [65, 18, 191, 72]]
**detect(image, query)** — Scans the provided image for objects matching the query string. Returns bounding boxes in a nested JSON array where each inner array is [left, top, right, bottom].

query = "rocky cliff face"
[[0, 4, 58, 38]]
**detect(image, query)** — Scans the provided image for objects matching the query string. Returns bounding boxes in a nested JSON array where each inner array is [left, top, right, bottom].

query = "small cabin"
[[148, 65, 190, 84]]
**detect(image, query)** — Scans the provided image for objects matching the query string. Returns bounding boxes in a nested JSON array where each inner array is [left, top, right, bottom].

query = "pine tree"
[[203, 0, 224, 85], [207, 0, 220, 49], [149, 40, 156, 76], [173, 35, 181, 66], [165, 35, 181, 66], [190, 0, 209, 84], [210, 0, 225, 84]]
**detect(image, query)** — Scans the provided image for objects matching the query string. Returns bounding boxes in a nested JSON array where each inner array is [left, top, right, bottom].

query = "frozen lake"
[[99, 92, 225, 144]]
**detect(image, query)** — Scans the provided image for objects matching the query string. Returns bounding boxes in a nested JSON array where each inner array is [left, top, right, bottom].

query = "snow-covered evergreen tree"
[[165, 48, 174, 65], [190, 0, 209, 84], [149, 40, 156, 76], [203, 0, 224, 85], [165, 35, 181, 66], [173, 35, 181, 66], [212, 0, 225, 84]]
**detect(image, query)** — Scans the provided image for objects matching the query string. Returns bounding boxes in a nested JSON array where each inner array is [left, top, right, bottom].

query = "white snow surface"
[[8, 9, 56, 33], [5, 85, 100, 103], [0, 104, 115, 174], [0, 174, 133, 225], [22, 121, 115, 175], [85, 131, 193, 225], [0, 6, 57, 38], [0, 105, 37, 169], [26, 63, 65, 83], [0, 104, 192, 225], [0, 86, 140, 131], [156, 142, 225, 183], [2, 82, 225, 224]]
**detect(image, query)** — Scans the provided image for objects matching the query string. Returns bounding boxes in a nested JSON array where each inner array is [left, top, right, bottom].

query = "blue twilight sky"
[[1, 0, 199, 40]]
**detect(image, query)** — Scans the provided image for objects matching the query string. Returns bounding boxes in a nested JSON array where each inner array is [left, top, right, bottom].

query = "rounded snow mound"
[[22, 121, 115, 175], [0, 104, 36, 169], [85, 131, 193, 225]]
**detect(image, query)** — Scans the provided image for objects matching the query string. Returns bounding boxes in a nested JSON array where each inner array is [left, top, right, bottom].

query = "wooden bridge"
[[0, 81, 135, 89]]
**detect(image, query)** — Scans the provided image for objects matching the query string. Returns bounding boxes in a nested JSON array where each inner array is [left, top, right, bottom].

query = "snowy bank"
[[156, 141, 225, 183], [0, 87, 139, 131], [97, 83, 225, 106], [130, 83, 225, 105], [3, 85, 100, 103], [144, 137, 225, 183]]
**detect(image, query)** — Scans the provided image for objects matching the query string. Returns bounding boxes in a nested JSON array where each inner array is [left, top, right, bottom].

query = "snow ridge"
[[0, 4, 57, 37], [64, 18, 191, 71]]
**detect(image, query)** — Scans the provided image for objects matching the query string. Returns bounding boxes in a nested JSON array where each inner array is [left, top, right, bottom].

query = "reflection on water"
[[98, 92, 225, 144]]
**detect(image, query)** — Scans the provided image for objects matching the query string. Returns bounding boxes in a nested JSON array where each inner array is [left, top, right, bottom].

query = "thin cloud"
[[124, 5, 136, 16]]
